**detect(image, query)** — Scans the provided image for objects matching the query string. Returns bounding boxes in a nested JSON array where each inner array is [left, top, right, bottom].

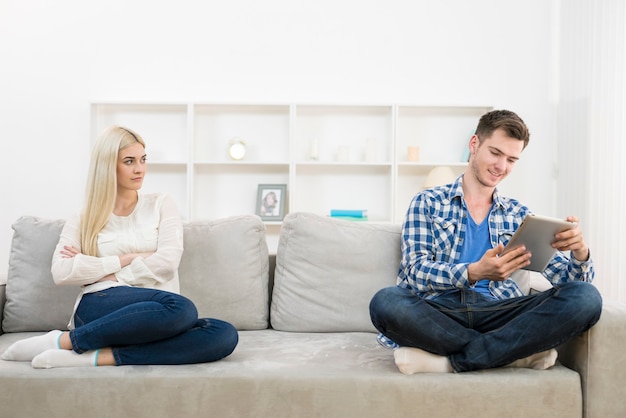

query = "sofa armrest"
[[0, 283, 5, 335], [558, 300, 626, 418]]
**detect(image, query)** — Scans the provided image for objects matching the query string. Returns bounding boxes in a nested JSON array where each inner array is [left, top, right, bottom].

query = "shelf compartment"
[[193, 104, 290, 163], [396, 106, 491, 163], [91, 103, 188, 162], [193, 161, 290, 168], [192, 163, 289, 221], [293, 164, 392, 221], [396, 162, 468, 168], [295, 105, 393, 164]]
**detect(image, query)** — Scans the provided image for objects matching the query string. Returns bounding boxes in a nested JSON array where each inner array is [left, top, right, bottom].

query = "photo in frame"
[[256, 184, 287, 221]]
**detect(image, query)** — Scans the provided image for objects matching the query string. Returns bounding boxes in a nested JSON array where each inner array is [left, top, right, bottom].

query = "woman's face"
[[116, 142, 146, 192]]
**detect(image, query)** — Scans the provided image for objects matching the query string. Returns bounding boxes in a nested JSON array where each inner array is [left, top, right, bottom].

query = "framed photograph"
[[256, 184, 287, 221]]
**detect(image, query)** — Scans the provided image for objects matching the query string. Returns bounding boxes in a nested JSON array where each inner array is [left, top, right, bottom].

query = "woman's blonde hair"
[[81, 126, 145, 256]]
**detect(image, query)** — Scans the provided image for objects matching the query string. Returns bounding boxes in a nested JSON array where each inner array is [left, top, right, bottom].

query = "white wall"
[[556, 0, 626, 302], [0, 0, 559, 282]]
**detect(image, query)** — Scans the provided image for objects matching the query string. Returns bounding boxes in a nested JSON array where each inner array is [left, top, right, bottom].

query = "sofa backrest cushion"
[[270, 212, 401, 333], [179, 215, 269, 330], [3, 215, 269, 333], [3, 216, 79, 332]]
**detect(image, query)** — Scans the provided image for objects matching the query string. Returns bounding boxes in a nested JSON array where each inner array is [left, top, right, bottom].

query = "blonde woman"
[[2, 126, 238, 368]]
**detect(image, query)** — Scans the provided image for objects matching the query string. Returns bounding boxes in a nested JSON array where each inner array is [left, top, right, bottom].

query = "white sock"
[[505, 349, 558, 370], [1, 330, 63, 361], [394, 347, 453, 374], [31, 349, 100, 369]]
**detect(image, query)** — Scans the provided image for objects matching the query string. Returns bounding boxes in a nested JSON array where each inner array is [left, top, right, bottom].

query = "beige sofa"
[[1, 212, 624, 418]]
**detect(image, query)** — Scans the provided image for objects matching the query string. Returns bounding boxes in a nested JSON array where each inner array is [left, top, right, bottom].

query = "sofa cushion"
[[3, 217, 80, 332], [179, 215, 269, 330], [0, 330, 583, 418], [271, 212, 401, 332]]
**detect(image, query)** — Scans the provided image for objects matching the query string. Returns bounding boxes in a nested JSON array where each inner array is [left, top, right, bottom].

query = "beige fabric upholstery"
[[0, 330, 582, 418], [1, 213, 624, 418], [2, 217, 79, 332], [559, 300, 626, 418], [179, 215, 269, 330], [271, 212, 401, 332]]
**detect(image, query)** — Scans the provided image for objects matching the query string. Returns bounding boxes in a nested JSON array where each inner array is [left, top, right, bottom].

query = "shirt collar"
[[450, 175, 505, 209]]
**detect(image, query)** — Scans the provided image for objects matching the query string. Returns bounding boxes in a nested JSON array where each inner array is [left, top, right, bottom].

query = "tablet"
[[502, 214, 577, 272]]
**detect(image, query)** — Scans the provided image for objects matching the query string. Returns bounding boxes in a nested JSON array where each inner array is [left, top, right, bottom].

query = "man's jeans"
[[72, 286, 238, 365], [369, 281, 602, 372]]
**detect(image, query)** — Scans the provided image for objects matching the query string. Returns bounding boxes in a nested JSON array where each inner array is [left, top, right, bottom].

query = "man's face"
[[468, 128, 524, 188]]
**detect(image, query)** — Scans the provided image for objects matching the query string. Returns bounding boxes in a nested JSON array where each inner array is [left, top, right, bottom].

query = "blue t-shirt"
[[459, 207, 495, 299]]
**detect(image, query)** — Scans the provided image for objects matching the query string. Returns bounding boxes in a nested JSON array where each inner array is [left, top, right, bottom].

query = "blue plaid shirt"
[[397, 176, 594, 300]]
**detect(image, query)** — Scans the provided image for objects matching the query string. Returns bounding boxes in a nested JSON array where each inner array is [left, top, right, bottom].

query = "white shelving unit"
[[91, 103, 492, 244]]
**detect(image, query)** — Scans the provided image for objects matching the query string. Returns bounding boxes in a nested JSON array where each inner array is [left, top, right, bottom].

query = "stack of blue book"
[[329, 209, 368, 221]]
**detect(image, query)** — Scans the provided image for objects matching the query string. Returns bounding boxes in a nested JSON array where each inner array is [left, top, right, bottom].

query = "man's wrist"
[[572, 247, 590, 262], [467, 263, 478, 285]]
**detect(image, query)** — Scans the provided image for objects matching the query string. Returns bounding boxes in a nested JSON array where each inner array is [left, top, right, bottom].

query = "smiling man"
[[369, 109, 602, 374]]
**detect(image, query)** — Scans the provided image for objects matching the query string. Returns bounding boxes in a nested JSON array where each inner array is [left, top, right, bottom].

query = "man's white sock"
[[31, 349, 100, 369], [1, 330, 63, 361], [394, 347, 453, 374], [505, 349, 558, 370]]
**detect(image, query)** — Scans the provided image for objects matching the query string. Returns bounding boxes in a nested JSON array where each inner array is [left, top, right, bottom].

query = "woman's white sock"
[[394, 347, 453, 374], [31, 349, 100, 369], [1, 330, 63, 361]]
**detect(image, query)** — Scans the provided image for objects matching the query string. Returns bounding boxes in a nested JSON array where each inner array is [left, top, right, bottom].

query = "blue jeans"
[[369, 281, 602, 372], [71, 286, 238, 366]]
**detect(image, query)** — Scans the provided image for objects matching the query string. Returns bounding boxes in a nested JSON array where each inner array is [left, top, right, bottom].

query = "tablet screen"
[[502, 214, 577, 272]]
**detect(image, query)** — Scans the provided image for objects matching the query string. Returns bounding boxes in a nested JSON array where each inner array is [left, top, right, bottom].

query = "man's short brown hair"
[[475, 110, 530, 149]]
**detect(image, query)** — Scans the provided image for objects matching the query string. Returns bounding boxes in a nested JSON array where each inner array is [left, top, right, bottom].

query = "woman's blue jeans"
[[369, 281, 602, 372], [71, 286, 238, 366]]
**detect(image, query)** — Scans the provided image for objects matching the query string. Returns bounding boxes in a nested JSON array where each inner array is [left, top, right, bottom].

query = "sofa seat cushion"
[[271, 213, 402, 332], [0, 330, 582, 418]]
